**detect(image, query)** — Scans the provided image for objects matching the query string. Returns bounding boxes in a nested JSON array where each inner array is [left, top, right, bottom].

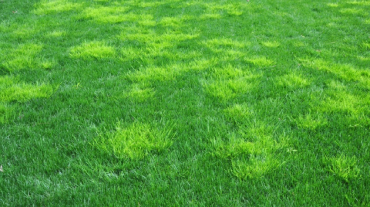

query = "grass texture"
[[0, 0, 369, 205]]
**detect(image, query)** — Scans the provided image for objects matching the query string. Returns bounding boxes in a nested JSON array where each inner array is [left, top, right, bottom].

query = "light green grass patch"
[[203, 39, 247, 61], [204, 79, 255, 102], [221, 50, 245, 61], [138, 19, 156, 27], [124, 57, 209, 81], [40, 60, 56, 70], [326, 155, 360, 182], [12, 26, 36, 39], [203, 2, 229, 13], [359, 78, 370, 90], [203, 38, 249, 53], [363, 43, 370, 49], [81, 6, 132, 23], [224, 103, 250, 123], [245, 56, 275, 67], [327, 3, 339, 7], [159, 17, 183, 27], [300, 59, 362, 81], [275, 73, 310, 89], [204, 81, 236, 101], [3, 43, 43, 71], [124, 84, 155, 102], [327, 80, 346, 90], [0, 76, 53, 103], [211, 65, 250, 79], [200, 13, 222, 20], [188, 58, 217, 71], [212, 124, 284, 179], [172, 50, 203, 62], [212, 130, 273, 160], [225, 4, 244, 16], [46, 30, 66, 38], [120, 46, 174, 64], [123, 46, 173, 63], [70, 41, 115, 59], [203, 65, 260, 102], [273, 11, 292, 18], [348, 1, 370, 6], [318, 81, 370, 126], [262, 41, 281, 48], [119, 47, 142, 61], [292, 41, 307, 47], [0, 76, 53, 122], [319, 90, 362, 115], [340, 8, 365, 15], [122, 30, 199, 49], [126, 64, 181, 83], [33, 0, 83, 15], [232, 155, 280, 180], [137, 1, 166, 8], [203, 2, 245, 16], [119, 46, 171, 63], [296, 112, 328, 130], [97, 122, 174, 159]]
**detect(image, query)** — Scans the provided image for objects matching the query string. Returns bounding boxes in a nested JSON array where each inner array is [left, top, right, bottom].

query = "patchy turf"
[[0, 0, 369, 205]]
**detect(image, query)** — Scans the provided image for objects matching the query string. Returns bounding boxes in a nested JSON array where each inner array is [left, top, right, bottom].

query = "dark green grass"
[[1, 0, 370, 205]]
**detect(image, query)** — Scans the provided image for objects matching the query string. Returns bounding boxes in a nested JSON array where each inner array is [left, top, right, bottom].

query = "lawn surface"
[[1, 0, 370, 205]]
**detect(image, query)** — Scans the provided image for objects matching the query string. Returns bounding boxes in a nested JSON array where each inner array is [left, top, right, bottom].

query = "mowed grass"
[[0, 0, 369, 205]]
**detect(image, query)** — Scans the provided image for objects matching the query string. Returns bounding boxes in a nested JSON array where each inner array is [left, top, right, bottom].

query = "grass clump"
[[70, 41, 116, 59], [97, 122, 174, 159], [326, 155, 361, 183], [212, 124, 285, 179], [33, 0, 83, 15], [0, 76, 53, 124], [2, 44, 43, 71], [0, 76, 53, 103]]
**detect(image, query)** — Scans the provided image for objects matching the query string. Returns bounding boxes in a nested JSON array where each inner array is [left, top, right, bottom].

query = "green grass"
[[0, 0, 369, 205]]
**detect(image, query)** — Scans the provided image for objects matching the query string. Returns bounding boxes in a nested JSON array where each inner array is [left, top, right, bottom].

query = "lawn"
[[0, 0, 369, 205]]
